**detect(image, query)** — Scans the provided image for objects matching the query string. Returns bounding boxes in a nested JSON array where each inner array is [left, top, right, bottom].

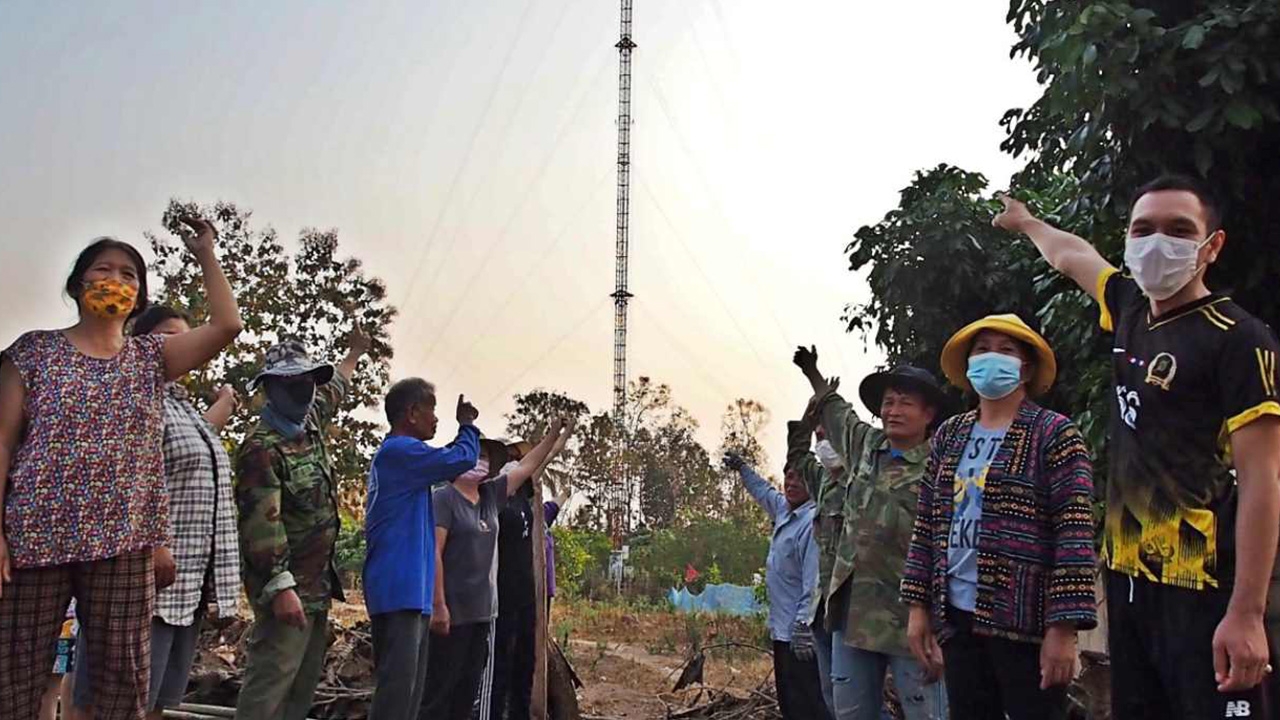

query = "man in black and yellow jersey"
[[994, 174, 1280, 719]]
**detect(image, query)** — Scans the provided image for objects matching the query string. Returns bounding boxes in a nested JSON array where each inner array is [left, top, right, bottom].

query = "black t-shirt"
[[1099, 269, 1280, 590], [497, 492, 536, 613]]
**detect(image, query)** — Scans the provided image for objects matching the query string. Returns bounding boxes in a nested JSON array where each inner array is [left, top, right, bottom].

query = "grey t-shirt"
[[433, 475, 509, 625]]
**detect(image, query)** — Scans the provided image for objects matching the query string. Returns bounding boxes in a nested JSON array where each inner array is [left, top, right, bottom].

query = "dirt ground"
[[191, 592, 775, 720]]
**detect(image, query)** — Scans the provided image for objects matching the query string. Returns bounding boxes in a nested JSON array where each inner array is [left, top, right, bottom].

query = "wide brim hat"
[[479, 438, 530, 477], [248, 339, 335, 392], [940, 314, 1057, 396], [858, 366, 950, 418]]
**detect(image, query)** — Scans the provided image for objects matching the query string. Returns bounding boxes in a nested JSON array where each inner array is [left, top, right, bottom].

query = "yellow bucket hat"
[[940, 313, 1057, 396]]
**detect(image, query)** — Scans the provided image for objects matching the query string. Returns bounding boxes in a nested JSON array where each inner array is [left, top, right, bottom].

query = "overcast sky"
[[0, 0, 1040, 460]]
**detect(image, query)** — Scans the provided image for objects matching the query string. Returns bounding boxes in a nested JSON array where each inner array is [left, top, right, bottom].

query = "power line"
[[435, 167, 614, 389], [646, 74, 794, 350], [403, 51, 616, 375], [638, 178, 772, 371], [396, 0, 540, 309], [482, 296, 612, 409], [406, 0, 579, 324]]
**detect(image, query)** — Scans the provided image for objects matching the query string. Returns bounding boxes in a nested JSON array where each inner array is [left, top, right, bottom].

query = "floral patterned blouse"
[[4, 330, 169, 567]]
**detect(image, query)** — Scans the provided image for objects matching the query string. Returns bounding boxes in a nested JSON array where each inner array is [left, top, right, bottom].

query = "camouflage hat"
[[248, 339, 335, 392]]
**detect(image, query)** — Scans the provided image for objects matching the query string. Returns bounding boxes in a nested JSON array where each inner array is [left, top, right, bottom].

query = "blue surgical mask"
[[966, 352, 1023, 400]]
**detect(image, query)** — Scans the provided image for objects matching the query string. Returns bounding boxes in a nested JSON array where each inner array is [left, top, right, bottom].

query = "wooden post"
[[531, 480, 549, 720]]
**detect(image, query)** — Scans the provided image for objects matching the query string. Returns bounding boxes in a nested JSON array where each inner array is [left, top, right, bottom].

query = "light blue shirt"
[[947, 424, 1005, 612], [739, 466, 818, 642]]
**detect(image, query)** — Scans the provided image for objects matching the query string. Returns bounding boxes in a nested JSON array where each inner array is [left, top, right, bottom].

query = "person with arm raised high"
[[794, 346, 950, 720], [995, 175, 1280, 718], [0, 219, 242, 719]]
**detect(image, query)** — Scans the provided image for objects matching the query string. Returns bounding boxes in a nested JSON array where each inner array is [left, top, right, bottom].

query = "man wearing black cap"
[[793, 347, 949, 720]]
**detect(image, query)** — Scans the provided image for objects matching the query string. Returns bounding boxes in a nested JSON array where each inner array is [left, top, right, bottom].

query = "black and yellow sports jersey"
[[1097, 269, 1280, 590]]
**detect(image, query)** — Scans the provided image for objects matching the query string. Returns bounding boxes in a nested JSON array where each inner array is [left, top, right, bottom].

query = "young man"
[[234, 330, 370, 720], [794, 347, 949, 720], [364, 380, 481, 720], [994, 175, 1280, 718], [723, 451, 829, 720]]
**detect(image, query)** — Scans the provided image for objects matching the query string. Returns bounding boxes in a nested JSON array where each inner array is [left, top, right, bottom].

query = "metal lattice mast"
[[610, 0, 636, 548]]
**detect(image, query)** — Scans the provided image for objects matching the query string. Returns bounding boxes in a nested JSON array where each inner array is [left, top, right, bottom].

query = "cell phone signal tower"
[[609, 0, 636, 564]]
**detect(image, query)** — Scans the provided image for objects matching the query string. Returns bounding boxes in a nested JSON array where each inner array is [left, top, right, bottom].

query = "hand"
[[1039, 624, 1077, 689], [554, 488, 572, 508], [546, 416, 566, 440], [0, 534, 11, 599], [907, 605, 945, 684], [722, 452, 745, 472], [430, 603, 451, 636], [271, 588, 307, 630], [793, 345, 819, 374], [153, 547, 177, 590], [992, 193, 1037, 234], [1213, 609, 1272, 692], [214, 385, 240, 410], [790, 621, 815, 662], [456, 395, 479, 425], [346, 326, 372, 357], [176, 216, 218, 256]]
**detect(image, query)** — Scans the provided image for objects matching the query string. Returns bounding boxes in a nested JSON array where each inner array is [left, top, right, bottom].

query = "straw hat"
[[940, 314, 1057, 396]]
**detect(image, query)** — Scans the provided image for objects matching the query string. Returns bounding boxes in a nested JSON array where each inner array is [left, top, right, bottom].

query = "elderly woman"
[[73, 306, 243, 720], [901, 314, 1097, 720], [0, 221, 242, 719]]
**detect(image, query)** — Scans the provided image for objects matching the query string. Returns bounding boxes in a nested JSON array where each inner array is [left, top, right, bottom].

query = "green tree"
[[147, 199, 397, 499], [718, 398, 773, 528], [505, 388, 592, 496], [845, 2, 1280, 483]]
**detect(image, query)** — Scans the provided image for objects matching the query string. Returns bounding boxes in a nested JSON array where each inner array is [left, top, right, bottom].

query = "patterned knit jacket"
[[900, 400, 1098, 644]]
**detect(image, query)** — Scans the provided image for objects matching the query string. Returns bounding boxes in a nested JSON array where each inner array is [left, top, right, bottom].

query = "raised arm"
[[724, 454, 787, 519], [993, 194, 1114, 301], [336, 326, 372, 382], [506, 418, 573, 498], [162, 218, 244, 381], [203, 385, 239, 432], [793, 345, 829, 395], [0, 358, 25, 596], [786, 419, 825, 501]]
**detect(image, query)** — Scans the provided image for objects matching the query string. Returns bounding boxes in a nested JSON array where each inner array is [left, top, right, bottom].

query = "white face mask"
[[814, 440, 843, 473], [1123, 232, 1212, 301]]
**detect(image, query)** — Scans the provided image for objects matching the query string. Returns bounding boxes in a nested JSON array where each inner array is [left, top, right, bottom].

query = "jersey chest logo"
[[1116, 385, 1141, 430], [1145, 352, 1178, 390]]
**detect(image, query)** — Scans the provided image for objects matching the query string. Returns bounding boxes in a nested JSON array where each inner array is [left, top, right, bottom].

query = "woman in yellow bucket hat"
[[899, 313, 1097, 720]]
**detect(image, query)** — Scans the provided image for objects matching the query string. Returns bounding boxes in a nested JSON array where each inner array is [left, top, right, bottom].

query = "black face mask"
[[264, 378, 317, 424]]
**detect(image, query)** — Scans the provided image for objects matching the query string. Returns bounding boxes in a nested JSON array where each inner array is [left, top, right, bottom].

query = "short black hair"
[[385, 377, 436, 425], [65, 237, 150, 320], [130, 306, 192, 337], [1130, 174, 1223, 233]]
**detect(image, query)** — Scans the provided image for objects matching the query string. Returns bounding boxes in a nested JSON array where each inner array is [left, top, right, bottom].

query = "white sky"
[[0, 0, 1040, 460]]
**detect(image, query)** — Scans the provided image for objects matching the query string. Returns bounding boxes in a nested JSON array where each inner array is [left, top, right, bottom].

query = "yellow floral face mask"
[[80, 278, 138, 319]]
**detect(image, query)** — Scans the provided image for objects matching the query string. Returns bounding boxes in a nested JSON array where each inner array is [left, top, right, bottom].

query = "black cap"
[[858, 366, 949, 418]]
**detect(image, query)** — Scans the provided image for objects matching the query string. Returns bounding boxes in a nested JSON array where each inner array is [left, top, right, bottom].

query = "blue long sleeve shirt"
[[739, 466, 818, 642], [362, 425, 481, 616]]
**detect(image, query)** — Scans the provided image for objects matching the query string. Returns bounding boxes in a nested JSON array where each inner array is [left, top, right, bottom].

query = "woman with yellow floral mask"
[[0, 218, 243, 719]]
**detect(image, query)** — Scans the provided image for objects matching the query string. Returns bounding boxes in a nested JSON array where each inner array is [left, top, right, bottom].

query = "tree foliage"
[[147, 199, 397, 499], [1004, 1, 1280, 329], [845, 2, 1280, 485]]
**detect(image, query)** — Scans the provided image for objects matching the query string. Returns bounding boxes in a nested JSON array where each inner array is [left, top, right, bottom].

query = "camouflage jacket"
[[235, 374, 350, 613], [786, 420, 848, 625], [815, 389, 928, 657]]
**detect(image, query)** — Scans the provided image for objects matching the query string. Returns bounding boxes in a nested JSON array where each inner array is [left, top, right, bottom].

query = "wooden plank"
[[532, 478, 550, 719]]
